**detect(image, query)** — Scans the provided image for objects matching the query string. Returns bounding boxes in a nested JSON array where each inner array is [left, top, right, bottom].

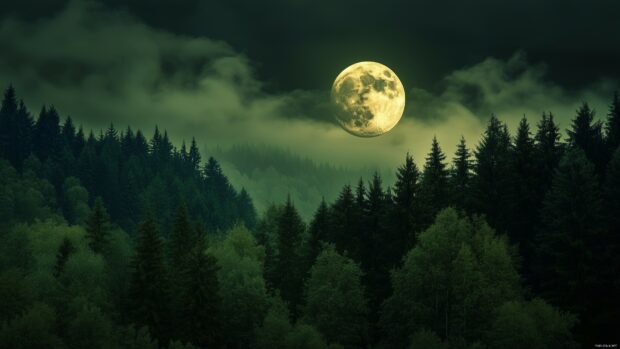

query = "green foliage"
[[62, 177, 90, 225], [66, 298, 115, 349], [303, 244, 369, 348], [409, 329, 447, 349], [53, 237, 76, 278], [209, 225, 268, 348], [0, 269, 35, 323], [256, 298, 332, 349], [0, 302, 64, 349], [486, 299, 577, 349], [381, 208, 521, 347]]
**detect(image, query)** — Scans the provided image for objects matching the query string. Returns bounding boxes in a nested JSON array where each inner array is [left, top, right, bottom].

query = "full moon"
[[331, 61, 405, 137]]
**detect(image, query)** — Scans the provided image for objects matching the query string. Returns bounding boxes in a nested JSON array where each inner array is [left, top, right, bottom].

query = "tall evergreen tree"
[[471, 115, 514, 233], [361, 172, 390, 325], [511, 117, 538, 268], [419, 137, 449, 229], [168, 204, 194, 272], [236, 188, 257, 230], [274, 196, 305, 317], [449, 136, 472, 211], [306, 198, 331, 270], [536, 149, 607, 343], [188, 137, 201, 173], [129, 213, 170, 342], [330, 184, 358, 258], [85, 197, 110, 254], [0, 85, 18, 162], [179, 232, 222, 348], [606, 91, 620, 154], [534, 112, 563, 196], [390, 153, 421, 261], [567, 103, 606, 177], [33, 106, 61, 161]]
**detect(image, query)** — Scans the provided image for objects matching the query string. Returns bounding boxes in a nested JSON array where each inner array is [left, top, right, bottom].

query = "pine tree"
[[361, 172, 389, 323], [419, 137, 449, 229], [568, 102, 606, 177], [85, 197, 110, 254], [606, 91, 620, 154], [471, 115, 514, 233], [0, 85, 18, 162], [511, 117, 538, 267], [449, 136, 472, 211], [168, 204, 194, 272], [53, 237, 76, 278], [390, 153, 421, 260], [534, 112, 563, 195], [33, 105, 61, 161], [13, 100, 34, 170], [306, 198, 331, 269], [330, 184, 358, 258], [179, 232, 222, 348], [236, 188, 257, 230], [274, 196, 305, 317], [536, 149, 605, 342], [188, 137, 201, 173], [129, 213, 170, 342]]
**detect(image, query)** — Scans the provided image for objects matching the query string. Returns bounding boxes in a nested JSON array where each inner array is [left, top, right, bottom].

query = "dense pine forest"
[[0, 84, 619, 348]]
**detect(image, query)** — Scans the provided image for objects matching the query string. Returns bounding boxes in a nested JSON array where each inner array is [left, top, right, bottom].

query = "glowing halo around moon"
[[331, 61, 406, 137]]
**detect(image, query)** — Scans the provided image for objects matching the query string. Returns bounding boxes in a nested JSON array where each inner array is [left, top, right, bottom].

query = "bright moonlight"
[[331, 61, 405, 137]]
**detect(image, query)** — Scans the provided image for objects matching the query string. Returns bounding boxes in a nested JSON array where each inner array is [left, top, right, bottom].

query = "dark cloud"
[[2, 0, 619, 93]]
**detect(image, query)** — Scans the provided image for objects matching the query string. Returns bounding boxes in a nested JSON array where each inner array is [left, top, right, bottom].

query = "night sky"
[[0, 0, 618, 169]]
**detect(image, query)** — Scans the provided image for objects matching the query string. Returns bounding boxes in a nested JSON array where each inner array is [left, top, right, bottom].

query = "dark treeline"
[[0, 84, 619, 349], [0, 85, 257, 234]]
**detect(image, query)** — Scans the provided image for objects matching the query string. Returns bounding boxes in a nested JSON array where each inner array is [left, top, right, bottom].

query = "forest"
[[0, 84, 619, 348]]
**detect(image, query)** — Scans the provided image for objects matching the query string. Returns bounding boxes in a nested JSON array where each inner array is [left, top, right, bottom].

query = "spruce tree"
[[390, 153, 421, 260], [129, 213, 170, 343], [511, 117, 538, 268], [330, 184, 358, 258], [188, 137, 201, 173], [168, 204, 194, 272], [85, 197, 110, 254], [449, 136, 472, 211], [0, 85, 18, 162], [419, 137, 449, 229], [536, 149, 605, 342], [179, 233, 222, 348], [33, 105, 61, 161], [567, 102, 606, 177], [471, 115, 514, 234], [606, 91, 620, 154], [274, 196, 305, 317], [236, 188, 257, 230], [534, 112, 563, 196], [306, 198, 331, 269]]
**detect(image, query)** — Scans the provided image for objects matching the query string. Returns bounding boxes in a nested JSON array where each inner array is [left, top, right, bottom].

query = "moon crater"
[[331, 61, 405, 137]]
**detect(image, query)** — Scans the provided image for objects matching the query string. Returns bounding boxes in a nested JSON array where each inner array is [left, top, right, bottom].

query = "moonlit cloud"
[[0, 0, 617, 176]]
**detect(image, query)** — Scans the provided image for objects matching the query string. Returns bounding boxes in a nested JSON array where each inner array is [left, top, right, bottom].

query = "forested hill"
[[0, 85, 257, 235]]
